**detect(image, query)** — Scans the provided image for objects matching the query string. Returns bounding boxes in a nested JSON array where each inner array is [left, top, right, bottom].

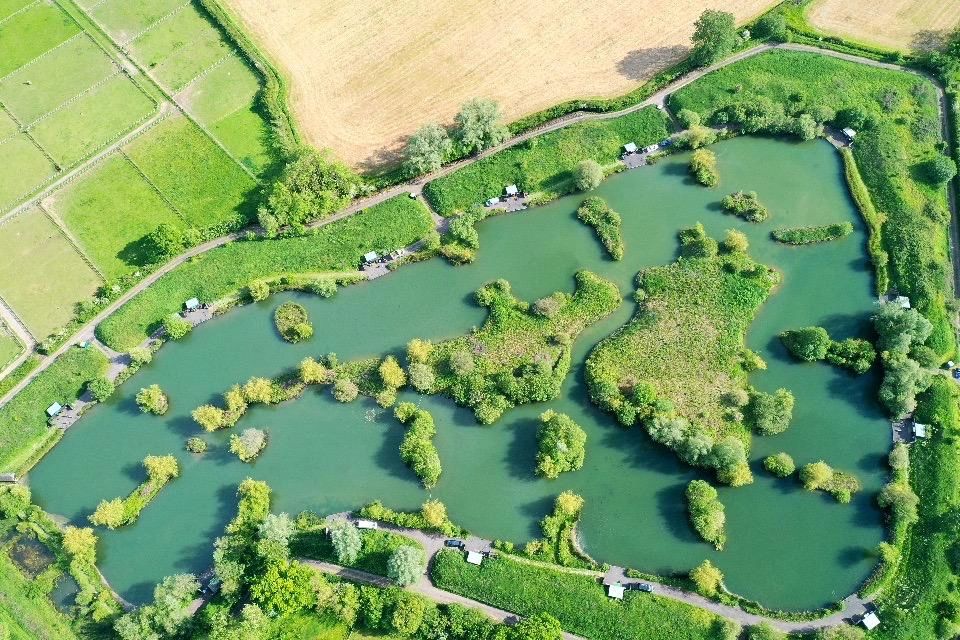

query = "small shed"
[[46, 402, 63, 418], [914, 422, 928, 439], [505, 184, 519, 197], [861, 612, 880, 630], [607, 583, 625, 600], [842, 127, 857, 140], [623, 142, 638, 154], [184, 298, 200, 311], [356, 519, 378, 530], [466, 550, 484, 566], [0, 473, 16, 483], [363, 251, 379, 264]]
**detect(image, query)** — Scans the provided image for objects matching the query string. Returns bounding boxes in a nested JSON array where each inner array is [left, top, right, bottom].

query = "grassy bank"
[[0, 551, 79, 640], [0, 347, 107, 472], [97, 196, 434, 350], [424, 107, 670, 215], [431, 551, 720, 640]]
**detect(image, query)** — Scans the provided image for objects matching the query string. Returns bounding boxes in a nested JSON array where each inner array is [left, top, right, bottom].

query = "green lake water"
[[28, 137, 890, 610]]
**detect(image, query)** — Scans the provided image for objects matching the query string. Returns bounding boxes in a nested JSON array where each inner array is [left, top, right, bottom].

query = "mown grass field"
[[97, 195, 435, 350], [90, 0, 185, 41], [0, 3, 79, 76], [0, 137, 57, 208], [0, 320, 22, 369], [432, 551, 720, 640], [425, 107, 670, 215], [0, 208, 102, 338], [51, 154, 186, 278]]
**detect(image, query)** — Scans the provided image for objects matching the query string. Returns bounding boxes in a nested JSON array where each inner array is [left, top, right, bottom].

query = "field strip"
[[174, 52, 234, 95], [0, 0, 41, 28], [119, 1, 192, 47], [36, 202, 106, 281], [0, 102, 171, 222], [0, 32, 85, 83], [0, 102, 23, 128], [21, 68, 123, 129], [0, 293, 35, 350], [117, 148, 191, 225]]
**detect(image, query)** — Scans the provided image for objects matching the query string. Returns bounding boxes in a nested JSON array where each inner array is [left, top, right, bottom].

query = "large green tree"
[[404, 123, 453, 175], [456, 98, 509, 153], [690, 10, 737, 67]]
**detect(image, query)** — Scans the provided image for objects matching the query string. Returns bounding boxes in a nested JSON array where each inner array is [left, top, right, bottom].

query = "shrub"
[[408, 363, 436, 393], [763, 452, 795, 477], [573, 159, 604, 191], [748, 622, 787, 640], [754, 11, 787, 41], [87, 377, 115, 402], [328, 517, 362, 564], [379, 356, 407, 389], [919, 155, 958, 185], [533, 293, 566, 318], [299, 357, 329, 384], [825, 338, 876, 375], [387, 546, 426, 586], [721, 191, 768, 222], [678, 223, 719, 258], [800, 461, 834, 491], [309, 279, 338, 298], [448, 350, 475, 376], [396, 406, 442, 488], [129, 347, 152, 366], [888, 442, 909, 471], [685, 480, 726, 549], [677, 108, 701, 128], [689, 559, 723, 596], [230, 428, 267, 462], [746, 388, 794, 435], [333, 379, 359, 402], [163, 315, 191, 340], [535, 410, 587, 479], [248, 280, 270, 302], [689, 149, 719, 186], [877, 480, 919, 525], [676, 125, 718, 150], [192, 405, 228, 431], [136, 384, 169, 415], [185, 437, 207, 453], [779, 327, 831, 362], [720, 229, 749, 253], [770, 222, 853, 245], [576, 197, 624, 260], [407, 339, 433, 364], [274, 302, 313, 343]]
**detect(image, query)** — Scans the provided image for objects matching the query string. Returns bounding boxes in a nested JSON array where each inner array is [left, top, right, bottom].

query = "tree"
[[87, 377, 115, 402], [186, 437, 207, 453], [779, 326, 831, 362], [721, 229, 749, 253], [380, 356, 407, 389], [678, 124, 718, 149], [136, 384, 169, 415], [573, 159, 603, 191], [407, 339, 433, 363], [421, 499, 448, 529], [90, 498, 125, 529], [129, 347, 153, 366], [754, 11, 787, 41], [919, 155, 958, 185], [800, 461, 834, 491], [448, 350, 475, 376], [259, 513, 295, 548], [163, 315, 191, 340], [329, 517, 362, 564], [193, 405, 227, 431], [888, 443, 909, 471], [535, 410, 587, 478], [333, 379, 359, 402], [677, 108, 701, 128], [145, 223, 185, 262], [690, 559, 723, 596], [390, 590, 427, 635], [689, 148, 719, 186], [555, 490, 584, 517], [763, 452, 795, 477], [690, 10, 737, 67], [387, 546, 426, 586], [714, 619, 743, 640], [456, 98, 509, 153], [878, 481, 919, 525], [405, 123, 453, 175], [747, 388, 794, 435], [299, 357, 329, 384], [62, 526, 97, 566], [510, 613, 563, 640], [230, 428, 268, 462], [747, 622, 787, 640], [408, 363, 436, 393], [248, 280, 270, 302], [686, 480, 726, 549], [144, 455, 179, 482], [249, 561, 315, 615]]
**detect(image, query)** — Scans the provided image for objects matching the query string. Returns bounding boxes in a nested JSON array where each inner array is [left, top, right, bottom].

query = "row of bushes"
[[88, 455, 180, 528], [575, 197, 624, 260], [394, 403, 442, 488], [357, 500, 466, 538], [686, 480, 726, 550], [518, 491, 593, 569], [779, 326, 877, 374], [770, 222, 853, 245]]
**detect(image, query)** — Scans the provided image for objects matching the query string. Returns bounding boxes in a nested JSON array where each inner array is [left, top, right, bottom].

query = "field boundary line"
[[21, 68, 123, 129], [0, 0, 41, 28], [0, 101, 23, 129], [0, 292, 35, 347], [83, 0, 109, 12], [0, 31, 84, 83], [175, 51, 234, 94], [119, 1, 191, 47], [36, 202, 106, 281], [117, 148, 192, 226]]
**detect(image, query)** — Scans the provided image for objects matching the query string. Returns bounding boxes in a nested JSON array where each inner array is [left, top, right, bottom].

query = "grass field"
[[0, 319, 22, 369], [0, 137, 57, 208], [0, 551, 79, 640], [807, 0, 960, 52], [0, 3, 79, 77], [91, 0, 186, 42], [0, 0, 33, 21], [179, 55, 260, 124], [224, 0, 773, 168], [0, 208, 102, 338], [51, 154, 186, 278], [0, 108, 17, 139], [0, 34, 116, 124], [425, 107, 670, 215], [97, 195, 434, 350], [209, 103, 275, 174], [123, 113, 256, 227], [29, 73, 157, 167]]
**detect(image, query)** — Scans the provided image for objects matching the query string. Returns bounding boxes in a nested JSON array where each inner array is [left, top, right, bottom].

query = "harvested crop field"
[[807, 0, 960, 52], [224, 0, 773, 169]]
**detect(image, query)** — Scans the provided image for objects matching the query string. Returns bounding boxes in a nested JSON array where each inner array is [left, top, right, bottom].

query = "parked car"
[[444, 539, 464, 548], [628, 582, 652, 592], [952, 368, 960, 380]]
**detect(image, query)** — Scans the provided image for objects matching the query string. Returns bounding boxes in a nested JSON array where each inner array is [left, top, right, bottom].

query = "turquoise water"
[[29, 137, 889, 610]]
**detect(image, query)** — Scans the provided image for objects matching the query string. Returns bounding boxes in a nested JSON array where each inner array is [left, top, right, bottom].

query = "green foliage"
[[721, 229, 749, 253], [163, 315, 192, 340], [770, 222, 853, 245], [136, 384, 169, 415], [395, 405, 442, 488], [332, 379, 359, 403], [432, 551, 721, 640], [676, 125, 718, 150], [358, 500, 466, 538], [685, 480, 726, 549], [679, 223, 719, 258], [230, 428, 268, 462], [747, 623, 787, 640], [753, 11, 787, 42], [185, 437, 207, 454], [114, 573, 199, 639], [573, 159, 604, 191], [511, 612, 564, 640], [404, 123, 453, 176], [327, 517, 363, 565], [779, 327, 830, 362], [89, 456, 179, 528], [576, 197, 624, 260], [763, 452, 795, 477], [721, 191, 768, 222], [144, 223, 186, 262], [248, 280, 270, 302], [746, 388, 794, 435], [86, 376, 115, 402], [677, 109, 702, 128], [689, 149, 718, 187], [800, 461, 860, 503], [387, 545, 426, 586], [535, 410, 587, 479], [274, 302, 313, 343], [825, 338, 877, 375], [292, 523, 422, 578], [456, 98, 509, 154], [690, 10, 737, 67], [918, 155, 957, 185], [689, 559, 723, 597]]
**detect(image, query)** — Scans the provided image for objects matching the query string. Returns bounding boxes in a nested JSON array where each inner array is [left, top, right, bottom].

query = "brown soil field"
[[224, 0, 773, 170], [807, 0, 960, 52]]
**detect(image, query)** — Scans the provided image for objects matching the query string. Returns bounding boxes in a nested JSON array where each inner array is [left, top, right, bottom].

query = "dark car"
[[628, 583, 652, 592], [953, 368, 960, 380], [444, 539, 464, 548]]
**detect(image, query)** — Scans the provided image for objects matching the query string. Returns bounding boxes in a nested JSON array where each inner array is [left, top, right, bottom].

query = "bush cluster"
[[576, 197, 624, 260], [135, 384, 169, 416], [799, 461, 860, 503], [89, 456, 179, 528], [721, 191, 768, 222], [394, 403, 442, 488], [770, 222, 853, 245], [779, 326, 876, 375], [358, 500, 466, 538], [535, 410, 587, 479], [873, 304, 934, 417], [746, 388, 794, 435], [230, 428, 268, 463], [274, 302, 313, 343], [763, 452, 795, 477], [689, 149, 719, 187], [686, 480, 726, 549]]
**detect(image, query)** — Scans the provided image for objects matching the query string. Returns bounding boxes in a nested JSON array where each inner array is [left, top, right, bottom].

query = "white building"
[[861, 612, 880, 630], [607, 583, 625, 600], [914, 422, 928, 439], [466, 550, 484, 566], [623, 142, 638, 154], [184, 298, 200, 311], [505, 184, 519, 197], [362, 251, 379, 264], [46, 402, 63, 418]]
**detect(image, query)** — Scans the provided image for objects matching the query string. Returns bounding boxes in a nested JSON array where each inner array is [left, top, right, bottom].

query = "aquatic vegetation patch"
[[779, 326, 876, 374], [535, 410, 587, 479], [686, 480, 726, 550], [720, 191, 769, 222], [88, 455, 179, 529], [576, 197, 624, 260], [274, 301, 313, 343], [770, 222, 853, 245]]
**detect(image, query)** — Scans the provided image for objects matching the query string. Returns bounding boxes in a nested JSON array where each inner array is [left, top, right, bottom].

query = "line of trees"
[[404, 98, 509, 176]]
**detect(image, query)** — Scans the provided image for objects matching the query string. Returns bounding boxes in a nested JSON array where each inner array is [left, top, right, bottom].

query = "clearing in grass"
[[0, 136, 58, 208], [807, 0, 960, 52], [51, 154, 187, 278], [0, 208, 102, 338], [29, 73, 157, 167], [0, 35, 116, 124], [425, 107, 670, 215], [0, 3, 79, 76], [123, 114, 256, 228], [97, 195, 434, 350]]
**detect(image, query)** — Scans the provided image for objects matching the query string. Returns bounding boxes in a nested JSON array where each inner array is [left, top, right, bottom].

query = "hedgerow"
[[770, 222, 853, 245], [576, 197, 624, 260]]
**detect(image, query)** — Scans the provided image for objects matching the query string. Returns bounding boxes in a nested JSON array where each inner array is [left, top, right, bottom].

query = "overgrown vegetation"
[[519, 491, 593, 569], [779, 326, 876, 374], [689, 149, 719, 187], [357, 500, 466, 538], [535, 410, 587, 479], [394, 403, 442, 488], [274, 301, 313, 343], [686, 480, 726, 549], [799, 461, 860, 503], [230, 428, 268, 462], [720, 191, 768, 222], [89, 455, 179, 528], [873, 303, 934, 418], [576, 197, 624, 260], [770, 222, 853, 245]]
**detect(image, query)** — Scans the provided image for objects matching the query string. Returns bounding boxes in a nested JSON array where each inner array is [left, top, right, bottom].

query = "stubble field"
[[807, 0, 960, 51]]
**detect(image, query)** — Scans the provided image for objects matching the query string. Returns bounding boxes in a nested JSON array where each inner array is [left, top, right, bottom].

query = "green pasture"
[[128, 3, 231, 91], [54, 154, 186, 278], [92, 0, 185, 41], [0, 208, 102, 338], [0, 0, 32, 21], [210, 103, 276, 175], [182, 54, 259, 124], [123, 114, 255, 227], [0, 107, 17, 139], [0, 3, 79, 77], [0, 320, 22, 369], [0, 34, 115, 124], [30, 73, 157, 167], [0, 136, 57, 208]]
